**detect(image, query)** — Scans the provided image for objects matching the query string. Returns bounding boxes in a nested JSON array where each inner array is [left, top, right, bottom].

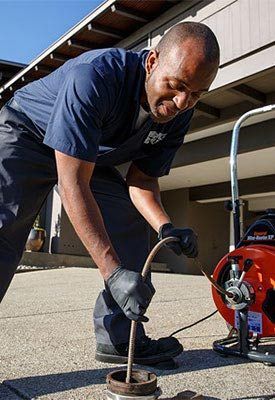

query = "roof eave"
[[0, 0, 116, 94]]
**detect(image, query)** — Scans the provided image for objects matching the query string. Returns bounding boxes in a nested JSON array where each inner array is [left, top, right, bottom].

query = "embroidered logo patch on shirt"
[[144, 131, 167, 145]]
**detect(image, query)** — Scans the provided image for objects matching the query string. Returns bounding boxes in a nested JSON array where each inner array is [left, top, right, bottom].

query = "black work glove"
[[106, 267, 155, 322], [158, 223, 198, 258]]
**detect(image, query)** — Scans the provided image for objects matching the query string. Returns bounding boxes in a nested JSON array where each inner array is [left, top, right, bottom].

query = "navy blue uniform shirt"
[[14, 48, 193, 177]]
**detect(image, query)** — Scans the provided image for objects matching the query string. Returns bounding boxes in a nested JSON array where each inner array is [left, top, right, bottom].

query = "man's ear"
[[146, 49, 159, 75]]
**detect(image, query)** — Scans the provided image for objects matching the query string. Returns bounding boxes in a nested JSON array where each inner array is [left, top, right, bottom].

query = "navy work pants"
[[0, 100, 150, 345]]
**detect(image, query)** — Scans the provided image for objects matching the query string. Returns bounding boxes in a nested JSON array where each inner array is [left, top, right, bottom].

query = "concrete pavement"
[[0, 267, 274, 400]]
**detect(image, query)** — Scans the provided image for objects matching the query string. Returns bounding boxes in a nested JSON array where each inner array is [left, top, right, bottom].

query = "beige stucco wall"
[[49, 185, 230, 276], [56, 207, 88, 256], [152, 188, 230, 274], [122, 0, 275, 91]]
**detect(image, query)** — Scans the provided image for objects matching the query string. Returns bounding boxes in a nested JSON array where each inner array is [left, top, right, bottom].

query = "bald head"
[[156, 22, 220, 66], [143, 22, 220, 123]]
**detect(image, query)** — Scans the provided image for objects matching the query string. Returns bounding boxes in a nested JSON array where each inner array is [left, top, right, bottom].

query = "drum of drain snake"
[[212, 245, 275, 338]]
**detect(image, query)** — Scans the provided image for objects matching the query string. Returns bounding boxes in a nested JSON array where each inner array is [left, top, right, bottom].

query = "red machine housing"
[[212, 245, 275, 338], [212, 211, 275, 338]]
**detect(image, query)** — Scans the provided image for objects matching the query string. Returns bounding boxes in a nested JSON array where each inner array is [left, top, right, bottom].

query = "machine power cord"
[[169, 309, 218, 337], [168, 255, 224, 337]]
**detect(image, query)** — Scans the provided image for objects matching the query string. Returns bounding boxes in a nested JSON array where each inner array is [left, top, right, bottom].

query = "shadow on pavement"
[[1, 348, 248, 398], [161, 390, 221, 399], [154, 347, 247, 376]]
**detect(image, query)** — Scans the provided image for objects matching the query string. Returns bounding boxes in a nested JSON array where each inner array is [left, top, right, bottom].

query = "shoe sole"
[[95, 343, 183, 365]]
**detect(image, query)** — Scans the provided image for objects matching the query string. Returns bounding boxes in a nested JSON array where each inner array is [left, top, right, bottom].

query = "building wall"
[[58, 208, 88, 255], [45, 183, 231, 275], [121, 0, 275, 95], [147, 0, 275, 66], [46, 203, 88, 256], [152, 188, 230, 274]]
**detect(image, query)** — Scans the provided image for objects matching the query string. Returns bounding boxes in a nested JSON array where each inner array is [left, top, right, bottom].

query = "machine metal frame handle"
[[230, 104, 275, 246]]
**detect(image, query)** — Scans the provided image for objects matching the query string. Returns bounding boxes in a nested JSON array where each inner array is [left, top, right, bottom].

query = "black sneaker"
[[95, 335, 183, 365]]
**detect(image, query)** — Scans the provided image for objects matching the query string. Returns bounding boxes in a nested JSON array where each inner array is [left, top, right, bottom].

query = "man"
[[0, 22, 219, 366]]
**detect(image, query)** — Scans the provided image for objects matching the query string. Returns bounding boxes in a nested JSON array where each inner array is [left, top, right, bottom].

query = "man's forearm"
[[128, 180, 170, 232], [59, 183, 120, 280]]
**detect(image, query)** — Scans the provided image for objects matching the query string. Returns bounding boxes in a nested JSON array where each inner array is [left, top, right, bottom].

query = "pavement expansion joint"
[[2, 381, 32, 400], [178, 334, 225, 339], [154, 297, 207, 304], [0, 306, 94, 320]]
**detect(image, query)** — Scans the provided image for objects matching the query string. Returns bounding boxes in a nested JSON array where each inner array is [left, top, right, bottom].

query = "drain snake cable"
[[126, 236, 231, 383], [169, 257, 231, 335]]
